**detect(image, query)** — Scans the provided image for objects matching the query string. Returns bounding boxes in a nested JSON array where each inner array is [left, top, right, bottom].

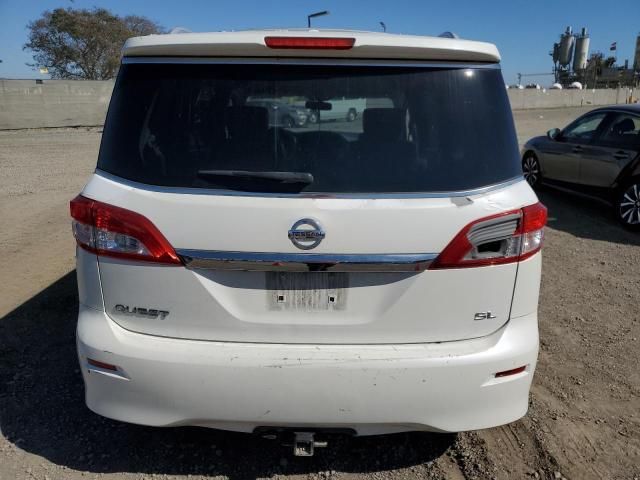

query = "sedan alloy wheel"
[[618, 182, 640, 228], [522, 154, 540, 187]]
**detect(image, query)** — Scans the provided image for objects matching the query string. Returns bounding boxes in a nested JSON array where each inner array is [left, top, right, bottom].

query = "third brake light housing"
[[264, 36, 355, 50]]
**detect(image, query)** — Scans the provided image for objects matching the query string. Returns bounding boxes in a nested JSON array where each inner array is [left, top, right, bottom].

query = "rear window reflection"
[[98, 64, 520, 193]]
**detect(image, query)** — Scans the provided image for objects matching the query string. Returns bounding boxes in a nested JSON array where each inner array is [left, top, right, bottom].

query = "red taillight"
[[429, 202, 547, 270], [516, 202, 548, 262], [264, 36, 355, 50], [70, 195, 181, 265]]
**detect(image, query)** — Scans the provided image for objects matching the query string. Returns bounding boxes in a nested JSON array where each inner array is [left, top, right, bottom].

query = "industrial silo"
[[558, 26, 575, 67], [552, 43, 560, 64], [634, 34, 640, 71], [573, 28, 590, 71]]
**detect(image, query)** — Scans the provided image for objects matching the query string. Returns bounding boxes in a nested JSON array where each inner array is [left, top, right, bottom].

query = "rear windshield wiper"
[[197, 170, 314, 185]]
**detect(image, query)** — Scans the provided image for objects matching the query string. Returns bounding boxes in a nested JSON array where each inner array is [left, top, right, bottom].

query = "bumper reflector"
[[495, 365, 527, 378], [87, 358, 118, 371]]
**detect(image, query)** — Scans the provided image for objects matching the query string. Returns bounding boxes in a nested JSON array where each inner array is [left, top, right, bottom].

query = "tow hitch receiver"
[[293, 432, 327, 457]]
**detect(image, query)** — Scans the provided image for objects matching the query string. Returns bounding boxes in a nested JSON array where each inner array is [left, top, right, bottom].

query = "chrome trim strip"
[[122, 56, 501, 69], [176, 249, 438, 272], [95, 170, 525, 200]]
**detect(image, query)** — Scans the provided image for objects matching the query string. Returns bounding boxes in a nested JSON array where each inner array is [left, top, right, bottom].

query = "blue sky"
[[1, 0, 639, 84]]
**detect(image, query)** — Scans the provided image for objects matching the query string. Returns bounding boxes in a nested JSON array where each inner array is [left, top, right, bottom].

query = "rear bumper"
[[77, 306, 538, 435]]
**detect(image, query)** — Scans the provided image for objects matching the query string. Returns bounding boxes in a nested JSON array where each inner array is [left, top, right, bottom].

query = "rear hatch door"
[[89, 59, 531, 344]]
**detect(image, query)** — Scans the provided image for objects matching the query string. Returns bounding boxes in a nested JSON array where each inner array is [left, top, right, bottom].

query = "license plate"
[[266, 272, 348, 311]]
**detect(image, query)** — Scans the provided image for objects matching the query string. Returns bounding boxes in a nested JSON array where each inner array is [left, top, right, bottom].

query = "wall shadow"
[[0, 271, 454, 479]]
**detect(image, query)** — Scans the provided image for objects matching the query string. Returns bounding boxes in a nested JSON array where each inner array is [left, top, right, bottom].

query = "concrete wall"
[[0, 79, 636, 130], [508, 87, 632, 110], [0, 79, 114, 130]]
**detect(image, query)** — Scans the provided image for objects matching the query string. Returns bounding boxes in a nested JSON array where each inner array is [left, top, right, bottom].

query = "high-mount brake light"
[[429, 202, 547, 269], [70, 195, 181, 265], [264, 36, 355, 50]]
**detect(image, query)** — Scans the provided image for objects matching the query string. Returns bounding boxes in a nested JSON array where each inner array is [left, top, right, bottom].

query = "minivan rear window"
[[98, 62, 520, 194]]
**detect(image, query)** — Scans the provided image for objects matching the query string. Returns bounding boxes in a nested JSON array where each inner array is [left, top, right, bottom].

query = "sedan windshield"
[[98, 62, 520, 194]]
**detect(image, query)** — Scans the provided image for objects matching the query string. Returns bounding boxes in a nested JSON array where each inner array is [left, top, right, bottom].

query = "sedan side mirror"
[[547, 128, 561, 140]]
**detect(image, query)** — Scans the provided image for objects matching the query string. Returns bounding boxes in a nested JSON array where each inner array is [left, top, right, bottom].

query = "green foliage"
[[24, 8, 164, 80]]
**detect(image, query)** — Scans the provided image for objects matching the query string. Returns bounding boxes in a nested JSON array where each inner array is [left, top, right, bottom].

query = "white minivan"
[[71, 29, 546, 455]]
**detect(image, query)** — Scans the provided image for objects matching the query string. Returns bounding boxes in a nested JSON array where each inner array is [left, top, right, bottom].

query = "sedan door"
[[540, 111, 608, 183], [579, 112, 640, 187]]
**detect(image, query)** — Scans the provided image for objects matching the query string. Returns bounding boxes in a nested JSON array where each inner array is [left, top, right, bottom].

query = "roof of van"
[[122, 29, 501, 63]]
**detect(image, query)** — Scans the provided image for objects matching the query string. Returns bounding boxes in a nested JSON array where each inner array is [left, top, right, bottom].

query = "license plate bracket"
[[266, 272, 348, 311]]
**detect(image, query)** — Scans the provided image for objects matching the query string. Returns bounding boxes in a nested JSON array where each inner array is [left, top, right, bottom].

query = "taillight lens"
[[264, 36, 355, 50], [70, 195, 181, 265], [429, 202, 547, 269]]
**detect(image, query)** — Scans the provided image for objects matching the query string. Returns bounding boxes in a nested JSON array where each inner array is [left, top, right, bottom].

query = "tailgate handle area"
[[176, 249, 438, 272]]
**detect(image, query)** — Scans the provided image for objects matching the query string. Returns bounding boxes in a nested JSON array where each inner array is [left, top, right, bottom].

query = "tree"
[[24, 8, 164, 80]]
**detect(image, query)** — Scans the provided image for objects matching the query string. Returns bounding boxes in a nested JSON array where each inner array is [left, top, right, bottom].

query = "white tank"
[[558, 26, 574, 67], [573, 28, 590, 72]]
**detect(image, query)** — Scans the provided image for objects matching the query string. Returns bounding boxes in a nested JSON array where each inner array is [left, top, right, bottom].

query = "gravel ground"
[[1, 108, 639, 480]]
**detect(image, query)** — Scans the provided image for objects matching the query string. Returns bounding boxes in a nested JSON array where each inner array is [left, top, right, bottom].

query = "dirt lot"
[[1, 107, 639, 480]]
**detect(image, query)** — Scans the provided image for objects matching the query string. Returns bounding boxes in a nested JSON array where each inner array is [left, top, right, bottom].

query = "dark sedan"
[[522, 105, 640, 229]]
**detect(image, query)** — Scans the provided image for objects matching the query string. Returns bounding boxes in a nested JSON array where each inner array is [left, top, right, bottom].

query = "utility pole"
[[307, 11, 329, 28]]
